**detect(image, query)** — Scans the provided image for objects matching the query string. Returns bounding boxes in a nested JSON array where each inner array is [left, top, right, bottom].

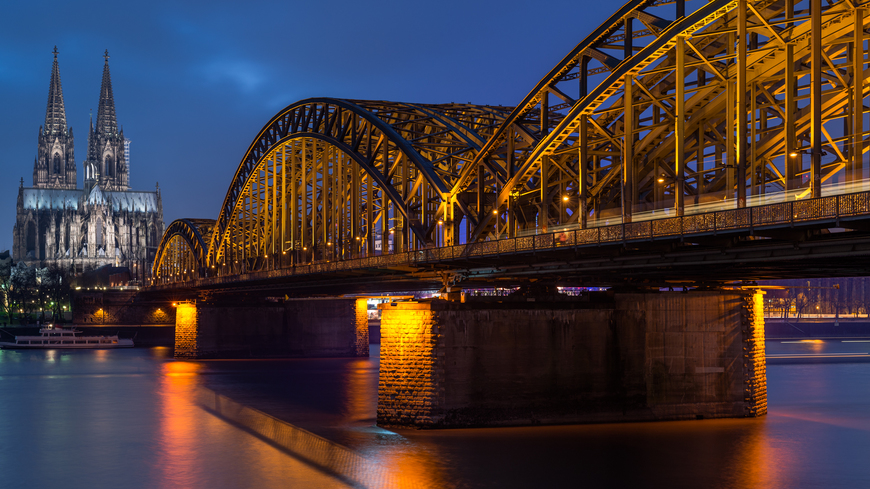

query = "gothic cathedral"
[[12, 48, 164, 282]]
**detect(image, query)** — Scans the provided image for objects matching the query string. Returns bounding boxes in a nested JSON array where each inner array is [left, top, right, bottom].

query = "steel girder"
[[206, 98, 510, 273], [153, 218, 214, 282], [469, 0, 870, 241]]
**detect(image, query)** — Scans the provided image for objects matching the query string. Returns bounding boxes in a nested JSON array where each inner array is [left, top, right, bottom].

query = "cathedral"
[[12, 48, 164, 282]]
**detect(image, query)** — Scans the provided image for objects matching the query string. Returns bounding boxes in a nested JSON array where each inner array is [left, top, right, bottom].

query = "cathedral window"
[[53, 153, 61, 174], [105, 155, 114, 177], [26, 221, 37, 256]]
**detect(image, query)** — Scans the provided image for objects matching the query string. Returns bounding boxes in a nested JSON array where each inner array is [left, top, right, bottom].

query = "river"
[[0, 340, 868, 488]]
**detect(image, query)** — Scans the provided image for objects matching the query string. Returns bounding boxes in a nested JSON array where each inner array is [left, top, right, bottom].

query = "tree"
[[40, 264, 68, 321], [0, 252, 13, 324], [10, 263, 37, 324], [795, 292, 810, 319]]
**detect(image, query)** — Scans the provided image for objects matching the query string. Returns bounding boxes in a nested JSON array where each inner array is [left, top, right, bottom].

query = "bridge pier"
[[174, 297, 369, 359], [377, 290, 766, 428]]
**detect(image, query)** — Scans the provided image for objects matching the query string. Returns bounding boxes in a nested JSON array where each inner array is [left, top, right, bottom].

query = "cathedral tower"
[[86, 50, 128, 191], [34, 47, 76, 189]]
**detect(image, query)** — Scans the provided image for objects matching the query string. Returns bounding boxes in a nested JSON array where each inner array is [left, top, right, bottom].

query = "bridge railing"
[[152, 190, 870, 289]]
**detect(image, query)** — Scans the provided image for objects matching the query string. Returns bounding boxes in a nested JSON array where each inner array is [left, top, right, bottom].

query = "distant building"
[[12, 48, 164, 281]]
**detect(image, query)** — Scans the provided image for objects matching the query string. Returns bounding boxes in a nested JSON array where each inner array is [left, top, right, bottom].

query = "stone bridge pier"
[[377, 290, 767, 428], [174, 297, 369, 359]]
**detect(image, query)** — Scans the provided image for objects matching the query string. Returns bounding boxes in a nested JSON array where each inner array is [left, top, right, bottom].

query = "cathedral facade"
[[12, 49, 164, 282]]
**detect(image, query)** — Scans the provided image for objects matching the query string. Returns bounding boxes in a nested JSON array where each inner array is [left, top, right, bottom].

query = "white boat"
[[0, 325, 134, 349]]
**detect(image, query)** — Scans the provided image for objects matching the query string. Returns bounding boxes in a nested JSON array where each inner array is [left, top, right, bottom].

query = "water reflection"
[[156, 361, 203, 487], [0, 344, 867, 488]]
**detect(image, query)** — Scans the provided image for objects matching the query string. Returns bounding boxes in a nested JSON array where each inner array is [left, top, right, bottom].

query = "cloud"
[[199, 58, 268, 94]]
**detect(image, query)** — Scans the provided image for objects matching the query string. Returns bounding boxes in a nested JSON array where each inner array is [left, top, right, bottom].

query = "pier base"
[[174, 297, 369, 359], [377, 290, 766, 428]]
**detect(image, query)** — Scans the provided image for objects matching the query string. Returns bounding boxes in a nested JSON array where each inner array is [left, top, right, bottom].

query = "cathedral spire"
[[44, 46, 67, 135], [95, 50, 118, 136]]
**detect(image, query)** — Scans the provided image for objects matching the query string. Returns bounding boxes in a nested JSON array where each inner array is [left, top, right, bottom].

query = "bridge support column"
[[377, 290, 766, 429], [173, 297, 369, 359]]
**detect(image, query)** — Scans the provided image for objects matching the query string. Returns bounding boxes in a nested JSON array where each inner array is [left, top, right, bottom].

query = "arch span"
[[465, 0, 870, 240], [207, 98, 510, 269], [152, 218, 214, 282]]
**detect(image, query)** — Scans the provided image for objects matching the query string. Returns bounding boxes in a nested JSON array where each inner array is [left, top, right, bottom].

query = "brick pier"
[[377, 290, 767, 428]]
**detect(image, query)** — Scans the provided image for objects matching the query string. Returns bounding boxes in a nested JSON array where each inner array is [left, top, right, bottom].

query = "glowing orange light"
[[437, 220, 444, 225], [562, 196, 569, 202]]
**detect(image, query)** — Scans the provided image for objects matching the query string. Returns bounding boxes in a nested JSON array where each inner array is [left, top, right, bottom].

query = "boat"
[[0, 325, 134, 349]]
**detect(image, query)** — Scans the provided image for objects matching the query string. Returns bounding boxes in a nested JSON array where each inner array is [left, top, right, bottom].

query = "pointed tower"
[[86, 50, 128, 191], [34, 46, 76, 189]]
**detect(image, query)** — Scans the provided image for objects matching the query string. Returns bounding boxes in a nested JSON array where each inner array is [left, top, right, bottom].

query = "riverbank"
[[765, 318, 870, 339]]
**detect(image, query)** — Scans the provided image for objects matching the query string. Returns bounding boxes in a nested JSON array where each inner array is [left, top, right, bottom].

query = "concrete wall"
[[378, 291, 766, 428], [73, 290, 175, 325], [174, 298, 369, 359]]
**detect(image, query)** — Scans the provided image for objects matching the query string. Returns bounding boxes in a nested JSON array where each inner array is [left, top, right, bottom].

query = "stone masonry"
[[174, 297, 370, 359], [378, 290, 767, 429]]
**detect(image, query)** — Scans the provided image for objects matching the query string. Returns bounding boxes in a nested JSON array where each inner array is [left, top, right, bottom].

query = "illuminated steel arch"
[[206, 98, 510, 273], [463, 0, 870, 240], [153, 218, 214, 283], [155, 0, 870, 285]]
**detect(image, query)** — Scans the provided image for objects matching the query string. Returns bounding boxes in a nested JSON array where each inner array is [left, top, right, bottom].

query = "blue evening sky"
[[0, 0, 616, 252]]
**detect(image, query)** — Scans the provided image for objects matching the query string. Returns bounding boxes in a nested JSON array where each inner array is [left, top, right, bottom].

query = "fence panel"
[[652, 218, 681, 237], [600, 225, 623, 242], [625, 221, 651, 240], [535, 233, 554, 250], [794, 197, 837, 222], [716, 208, 750, 230]]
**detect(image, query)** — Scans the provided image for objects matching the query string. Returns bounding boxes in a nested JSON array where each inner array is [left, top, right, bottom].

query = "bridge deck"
[[150, 190, 870, 294]]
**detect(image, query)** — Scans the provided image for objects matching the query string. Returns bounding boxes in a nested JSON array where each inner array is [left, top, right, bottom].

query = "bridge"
[[142, 0, 870, 428]]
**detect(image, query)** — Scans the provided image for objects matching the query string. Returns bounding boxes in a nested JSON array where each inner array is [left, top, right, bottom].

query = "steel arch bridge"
[[153, 218, 214, 282], [154, 0, 870, 285]]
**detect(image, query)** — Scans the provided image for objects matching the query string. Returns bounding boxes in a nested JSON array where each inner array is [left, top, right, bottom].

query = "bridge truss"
[[154, 0, 870, 285]]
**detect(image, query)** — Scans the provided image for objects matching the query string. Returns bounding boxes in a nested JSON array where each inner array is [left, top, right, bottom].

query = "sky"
[[0, 0, 615, 253]]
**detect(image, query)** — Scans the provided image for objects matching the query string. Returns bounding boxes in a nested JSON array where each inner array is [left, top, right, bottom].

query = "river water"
[[0, 340, 868, 489]]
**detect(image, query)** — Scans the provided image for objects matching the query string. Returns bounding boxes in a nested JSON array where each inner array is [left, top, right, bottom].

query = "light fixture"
[[492, 209, 498, 215], [562, 196, 569, 202], [437, 220, 444, 225]]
